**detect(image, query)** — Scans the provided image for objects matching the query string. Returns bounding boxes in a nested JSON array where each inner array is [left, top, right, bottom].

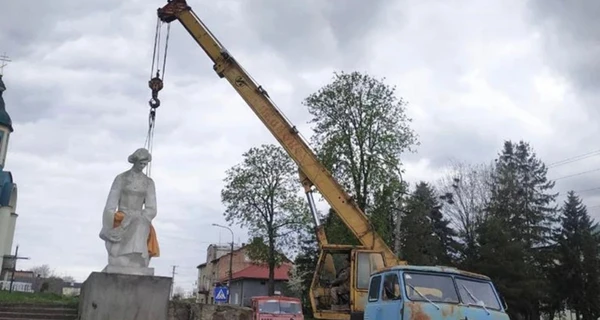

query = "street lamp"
[[212, 223, 234, 303]]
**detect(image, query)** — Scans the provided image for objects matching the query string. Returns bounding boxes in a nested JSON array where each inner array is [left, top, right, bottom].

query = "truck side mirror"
[[500, 296, 508, 311]]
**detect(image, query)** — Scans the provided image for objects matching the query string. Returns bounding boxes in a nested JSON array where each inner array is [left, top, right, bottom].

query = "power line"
[[553, 186, 600, 198], [552, 167, 600, 181], [573, 186, 600, 194], [548, 149, 600, 168]]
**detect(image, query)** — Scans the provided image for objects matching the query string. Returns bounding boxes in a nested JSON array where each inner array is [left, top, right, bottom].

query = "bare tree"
[[29, 265, 56, 278], [437, 160, 493, 253], [172, 286, 185, 300]]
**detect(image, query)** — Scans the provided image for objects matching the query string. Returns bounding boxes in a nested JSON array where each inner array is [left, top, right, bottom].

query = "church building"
[[0, 73, 19, 280]]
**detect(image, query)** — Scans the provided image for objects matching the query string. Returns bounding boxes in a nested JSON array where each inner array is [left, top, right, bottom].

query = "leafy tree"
[[221, 144, 311, 295], [554, 191, 600, 320], [303, 71, 418, 213], [245, 236, 287, 266]]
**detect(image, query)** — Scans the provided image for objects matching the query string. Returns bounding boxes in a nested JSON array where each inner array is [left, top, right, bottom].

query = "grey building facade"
[[229, 278, 287, 307]]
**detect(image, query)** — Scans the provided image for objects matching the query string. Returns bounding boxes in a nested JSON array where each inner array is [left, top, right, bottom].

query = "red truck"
[[251, 296, 304, 320]]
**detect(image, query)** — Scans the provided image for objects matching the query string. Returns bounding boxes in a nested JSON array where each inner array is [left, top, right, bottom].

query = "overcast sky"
[[0, 0, 598, 293]]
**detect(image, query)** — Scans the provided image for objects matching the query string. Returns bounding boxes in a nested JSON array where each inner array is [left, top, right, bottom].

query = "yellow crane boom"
[[157, 0, 399, 266], [157, 2, 408, 318]]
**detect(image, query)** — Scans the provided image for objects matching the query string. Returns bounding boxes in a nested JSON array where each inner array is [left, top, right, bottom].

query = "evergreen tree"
[[429, 199, 460, 265], [292, 226, 320, 317], [400, 182, 456, 265], [580, 228, 600, 320], [322, 208, 360, 246], [475, 216, 531, 319], [554, 191, 600, 320], [370, 175, 407, 249], [474, 140, 558, 320]]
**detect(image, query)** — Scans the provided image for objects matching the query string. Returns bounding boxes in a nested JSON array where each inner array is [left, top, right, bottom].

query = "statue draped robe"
[[99, 170, 160, 268]]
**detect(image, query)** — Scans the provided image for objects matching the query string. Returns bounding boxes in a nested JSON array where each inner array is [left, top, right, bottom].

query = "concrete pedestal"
[[78, 272, 172, 320], [102, 264, 155, 276]]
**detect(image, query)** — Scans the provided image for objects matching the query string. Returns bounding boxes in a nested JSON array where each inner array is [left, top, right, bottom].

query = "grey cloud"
[[405, 124, 500, 169], [0, 0, 125, 55], [239, 0, 391, 71], [6, 0, 600, 292], [527, 0, 600, 109]]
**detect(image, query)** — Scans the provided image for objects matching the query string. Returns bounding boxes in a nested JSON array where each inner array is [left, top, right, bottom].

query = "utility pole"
[[3, 245, 30, 293], [212, 223, 234, 304], [394, 173, 407, 257], [170, 265, 178, 299], [229, 240, 233, 293], [0, 53, 11, 76]]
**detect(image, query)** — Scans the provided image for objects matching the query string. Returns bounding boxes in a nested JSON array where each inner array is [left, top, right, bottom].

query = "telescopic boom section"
[[157, 0, 401, 267]]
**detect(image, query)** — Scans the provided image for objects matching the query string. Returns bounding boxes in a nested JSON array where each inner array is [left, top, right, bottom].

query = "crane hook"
[[148, 71, 164, 109], [149, 97, 160, 109]]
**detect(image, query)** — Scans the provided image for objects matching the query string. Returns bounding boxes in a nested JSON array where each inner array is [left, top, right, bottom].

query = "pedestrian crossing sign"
[[214, 286, 229, 303]]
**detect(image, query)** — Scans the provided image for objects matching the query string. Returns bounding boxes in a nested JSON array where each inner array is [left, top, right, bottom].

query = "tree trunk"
[[394, 210, 402, 256], [268, 234, 276, 296], [394, 198, 404, 257]]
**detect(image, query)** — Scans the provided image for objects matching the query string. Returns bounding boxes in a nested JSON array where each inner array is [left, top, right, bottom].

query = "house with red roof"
[[196, 243, 293, 307]]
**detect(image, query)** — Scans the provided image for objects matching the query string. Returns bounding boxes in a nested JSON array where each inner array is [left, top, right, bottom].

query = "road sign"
[[214, 286, 229, 303]]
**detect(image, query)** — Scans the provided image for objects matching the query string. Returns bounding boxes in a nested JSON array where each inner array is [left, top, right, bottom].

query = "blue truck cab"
[[364, 265, 510, 320]]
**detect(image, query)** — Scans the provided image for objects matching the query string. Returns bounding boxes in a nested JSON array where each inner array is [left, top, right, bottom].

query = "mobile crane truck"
[[154, 1, 511, 320]]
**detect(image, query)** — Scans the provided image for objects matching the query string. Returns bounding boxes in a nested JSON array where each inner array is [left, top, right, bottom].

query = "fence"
[[0, 280, 34, 293]]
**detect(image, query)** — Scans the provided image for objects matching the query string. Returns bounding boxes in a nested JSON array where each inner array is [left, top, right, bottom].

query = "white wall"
[[4, 213, 16, 258], [0, 206, 11, 268], [0, 128, 10, 169]]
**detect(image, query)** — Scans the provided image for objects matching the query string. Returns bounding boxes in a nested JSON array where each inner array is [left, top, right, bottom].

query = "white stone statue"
[[99, 148, 160, 276]]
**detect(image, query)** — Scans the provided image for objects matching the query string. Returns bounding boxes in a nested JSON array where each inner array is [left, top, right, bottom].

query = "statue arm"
[[143, 178, 157, 222], [102, 175, 122, 230]]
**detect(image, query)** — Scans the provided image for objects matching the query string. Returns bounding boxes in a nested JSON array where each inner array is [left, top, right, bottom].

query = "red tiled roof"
[[223, 264, 291, 281]]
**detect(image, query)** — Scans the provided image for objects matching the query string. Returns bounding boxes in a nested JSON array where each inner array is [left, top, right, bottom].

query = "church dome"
[[0, 75, 13, 132]]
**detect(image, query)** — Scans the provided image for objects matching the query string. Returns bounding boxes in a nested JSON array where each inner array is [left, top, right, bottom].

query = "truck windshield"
[[456, 278, 501, 310], [403, 273, 459, 303], [258, 300, 302, 314]]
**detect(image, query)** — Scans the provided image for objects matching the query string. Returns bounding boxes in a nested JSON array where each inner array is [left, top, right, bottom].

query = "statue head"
[[128, 148, 152, 173]]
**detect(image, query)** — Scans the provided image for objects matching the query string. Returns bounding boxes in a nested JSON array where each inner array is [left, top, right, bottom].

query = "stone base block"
[[102, 264, 155, 276], [79, 271, 172, 320]]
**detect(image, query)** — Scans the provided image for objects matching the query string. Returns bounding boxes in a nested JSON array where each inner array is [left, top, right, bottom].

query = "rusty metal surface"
[[405, 301, 509, 320]]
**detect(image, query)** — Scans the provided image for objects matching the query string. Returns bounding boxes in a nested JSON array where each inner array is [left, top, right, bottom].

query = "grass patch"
[[0, 291, 78, 306]]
